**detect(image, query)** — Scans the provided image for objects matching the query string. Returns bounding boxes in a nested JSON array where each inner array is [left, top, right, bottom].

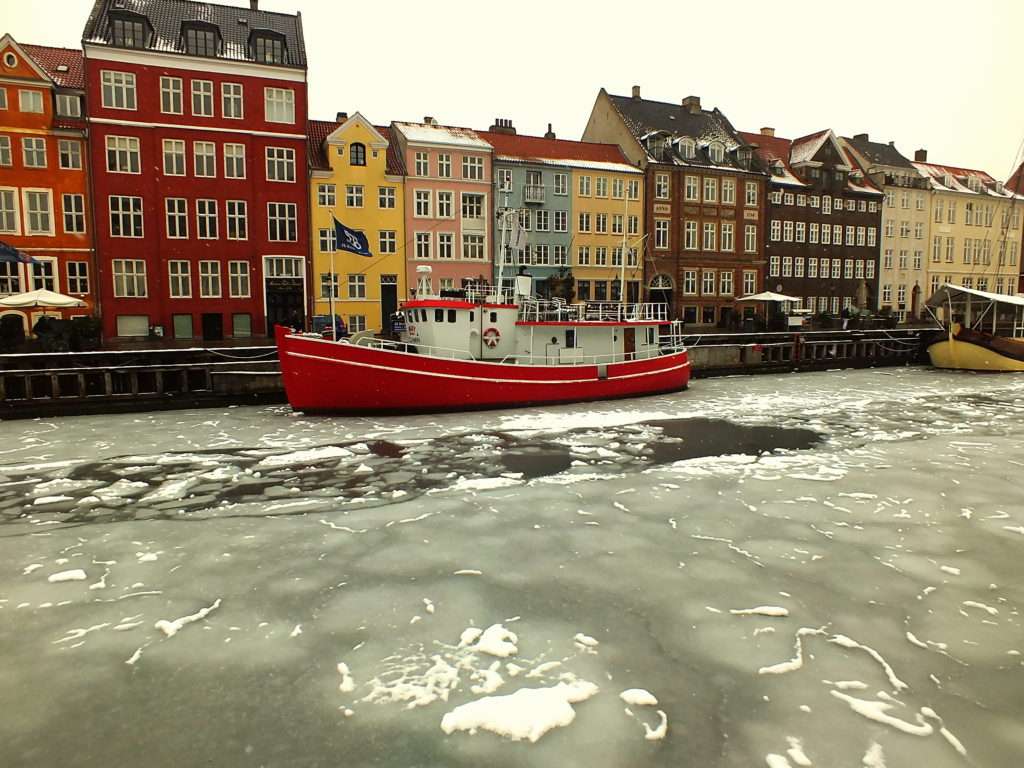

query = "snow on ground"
[[0, 368, 1023, 767]]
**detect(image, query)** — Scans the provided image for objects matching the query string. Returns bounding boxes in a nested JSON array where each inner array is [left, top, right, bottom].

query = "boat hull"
[[928, 337, 1024, 372], [275, 326, 690, 413]]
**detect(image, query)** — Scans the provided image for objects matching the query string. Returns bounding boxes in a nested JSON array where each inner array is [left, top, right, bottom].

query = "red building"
[[82, 0, 308, 341]]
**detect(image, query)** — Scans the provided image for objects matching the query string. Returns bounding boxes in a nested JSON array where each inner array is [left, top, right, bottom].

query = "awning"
[[0, 289, 87, 309], [926, 283, 1024, 309], [736, 291, 801, 303]]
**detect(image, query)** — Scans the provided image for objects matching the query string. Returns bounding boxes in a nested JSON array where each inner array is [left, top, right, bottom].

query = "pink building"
[[390, 120, 493, 296]]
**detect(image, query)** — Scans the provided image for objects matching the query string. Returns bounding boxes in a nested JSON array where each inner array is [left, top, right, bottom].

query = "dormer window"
[[967, 176, 981, 193], [942, 173, 953, 187], [680, 137, 696, 160], [182, 22, 221, 57], [350, 142, 366, 166], [709, 142, 725, 164], [834, 170, 846, 183], [770, 160, 784, 176], [110, 13, 150, 49], [737, 147, 752, 168], [251, 31, 287, 64]]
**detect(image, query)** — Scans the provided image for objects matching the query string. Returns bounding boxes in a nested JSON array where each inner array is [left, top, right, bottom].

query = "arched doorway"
[[649, 273, 674, 318]]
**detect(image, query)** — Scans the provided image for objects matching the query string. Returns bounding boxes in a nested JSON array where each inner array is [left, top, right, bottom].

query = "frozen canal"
[[1, 367, 1023, 768]]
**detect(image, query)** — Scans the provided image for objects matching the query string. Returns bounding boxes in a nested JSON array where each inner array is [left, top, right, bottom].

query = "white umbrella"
[[735, 291, 801, 303], [0, 288, 86, 309]]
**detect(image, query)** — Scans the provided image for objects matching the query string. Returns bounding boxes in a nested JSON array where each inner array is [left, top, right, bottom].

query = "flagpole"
[[329, 246, 336, 339], [620, 178, 629, 305]]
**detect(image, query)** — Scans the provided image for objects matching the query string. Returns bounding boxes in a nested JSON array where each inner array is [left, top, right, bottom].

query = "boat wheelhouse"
[[925, 283, 1024, 372]]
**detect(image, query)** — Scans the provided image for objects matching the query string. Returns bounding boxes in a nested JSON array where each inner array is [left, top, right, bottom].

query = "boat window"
[[565, 329, 576, 348], [646, 327, 656, 345], [448, 310, 456, 323], [435, 309, 444, 323], [490, 311, 497, 323], [469, 311, 474, 322]]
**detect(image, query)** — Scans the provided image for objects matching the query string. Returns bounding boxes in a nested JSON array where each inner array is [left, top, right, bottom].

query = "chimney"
[[249, 0, 258, 9], [335, 111, 347, 123], [681, 95, 701, 114], [423, 116, 437, 126], [544, 123, 555, 140], [760, 127, 775, 137], [915, 149, 927, 162], [853, 133, 868, 142], [631, 85, 641, 100], [488, 118, 516, 135]]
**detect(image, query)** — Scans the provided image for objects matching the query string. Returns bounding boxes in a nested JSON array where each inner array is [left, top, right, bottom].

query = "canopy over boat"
[[926, 283, 1024, 309]]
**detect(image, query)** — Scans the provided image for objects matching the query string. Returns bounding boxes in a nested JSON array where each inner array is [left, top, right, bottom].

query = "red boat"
[[276, 278, 689, 414]]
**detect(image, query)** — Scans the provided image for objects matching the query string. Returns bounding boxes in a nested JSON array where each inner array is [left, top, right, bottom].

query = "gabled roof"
[[842, 146, 883, 195], [392, 121, 491, 150], [913, 160, 1023, 198], [1007, 162, 1024, 196], [605, 90, 758, 172], [82, 0, 306, 68], [478, 131, 640, 174], [307, 118, 405, 176], [21, 44, 85, 90], [739, 128, 881, 195], [737, 131, 807, 188], [790, 129, 844, 167], [842, 134, 915, 170]]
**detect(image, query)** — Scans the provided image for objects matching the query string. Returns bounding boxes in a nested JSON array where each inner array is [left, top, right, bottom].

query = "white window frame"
[[101, 71, 136, 110], [222, 82, 244, 119], [112, 259, 147, 297], [160, 76, 183, 115], [22, 188, 54, 236], [62, 192, 86, 234], [194, 140, 216, 178], [264, 87, 295, 124], [165, 197, 188, 239], [168, 260, 192, 298], [199, 260, 222, 298], [191, 79, 214, 117], [224, 143, 246, 179], [229, 261, 250, 298], [58, 140, 82, 170]]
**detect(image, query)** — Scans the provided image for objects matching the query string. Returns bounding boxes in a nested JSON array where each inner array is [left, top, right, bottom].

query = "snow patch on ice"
[[620, 688, 658, 707], [731, 606, 789, 618], [154, 599, 221, 637], [48, 569, 87, 583]]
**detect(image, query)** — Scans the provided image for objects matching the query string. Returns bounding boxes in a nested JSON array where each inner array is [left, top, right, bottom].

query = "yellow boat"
[[926, 284, 1024, 372]]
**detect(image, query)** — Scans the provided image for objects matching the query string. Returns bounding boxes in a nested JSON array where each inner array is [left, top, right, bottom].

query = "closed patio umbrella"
[[0, 288, 86, 308]]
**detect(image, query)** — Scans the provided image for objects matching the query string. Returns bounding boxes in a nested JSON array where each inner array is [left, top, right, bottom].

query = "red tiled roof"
[[477, 130, 635, 168], [738, 130, 805, 186], [1009, 162, 1024, 195], [22, 44, 85, 90], [306, 119, 405, 176], [914, 160, 995, 183]]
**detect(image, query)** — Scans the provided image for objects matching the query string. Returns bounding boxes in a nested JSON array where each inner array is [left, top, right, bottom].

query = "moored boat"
[[925, 283, 1024, 372], [276, 276, 689, 414]]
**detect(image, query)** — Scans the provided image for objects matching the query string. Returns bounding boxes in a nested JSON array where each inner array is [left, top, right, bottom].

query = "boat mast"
[[494, 184, 513, 302], [620, 176, 629, 305]]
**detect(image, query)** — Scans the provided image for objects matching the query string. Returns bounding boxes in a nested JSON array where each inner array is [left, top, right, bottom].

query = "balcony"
[[523, 184, 546, 204]]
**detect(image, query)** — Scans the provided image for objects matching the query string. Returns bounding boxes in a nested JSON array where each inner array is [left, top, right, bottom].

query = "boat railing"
[[517, 301, 670, 323], [352, 336, 473, 360], [498, 341, 686, 367]]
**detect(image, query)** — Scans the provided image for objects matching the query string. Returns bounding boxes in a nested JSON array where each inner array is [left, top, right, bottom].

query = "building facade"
[[842, 133, 930, 320], [0, 36, 95, 331], [308, 113, 405, 334], [1009, 162, 1024, 293], [82, 0, 309, 341], [583, 87, 768, 326], [741, 128, 883, 316], [391, 120, 492, 297], [479, 120, 644, 303], [913, 152, 1024, 299]]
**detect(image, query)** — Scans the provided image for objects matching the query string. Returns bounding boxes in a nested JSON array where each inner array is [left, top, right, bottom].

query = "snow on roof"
[[843, 147, 883, 195], [393, 122, 491, 150], [738, 131, 807, 188], [482, 130, 640, 174], [913, 160, 1024, 198], [789, 129, 832, 166]]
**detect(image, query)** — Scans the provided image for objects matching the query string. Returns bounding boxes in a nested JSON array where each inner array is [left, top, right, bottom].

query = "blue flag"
[[0, 240, 37, 264], [333, 217, 372, 257]]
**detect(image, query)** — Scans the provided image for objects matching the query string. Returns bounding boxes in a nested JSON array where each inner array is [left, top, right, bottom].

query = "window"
[[111, 16, 147, 48], [577, 246, 590, 266], [253, 34, 286, 64], [18, 89, 43, 113], [578, 212, 591, 233], [24, 190, 53, 234], [415, 152, 428, 176], [346, 185, 364, 208], [224, 143, 245, 178], [703, 222, 716, 251], [461, 193, 484, 219], [596, 213, 608, 233], [744, 182, 758, 207], [831, 260, 841, 279], [161, 139, 185, 175], [196, 199, 218, 239], [822, 195, 832, 215], [771, 220, 781, 241], [436, 233, 453, 260], [782, 256, 792, 277], [809, 223, 819, 244], [913, 250, 923, 270], [794, 258, 804, 278], [226, 200, 247, 240], [576, 175, 591, 196], [317, 184, 336, 207], [22, 137, 46, 168], [553, 210, 568, 232], [321, 272, 338, 300], [655, 173, 669, 199], [415, 232, 431, 259], [264, 88, 295, 123], [463, 234, 485, 260], [57, 193, 85, 235], [348, 315, 366, 333], [855, 260, 865, 279], [340, 273, 365, 300], [437, 191, 453, 218], [194, 141, 216, 177], [796, 194, 806, 207], [435, 152, 450, 177], [612, 178, 624, 198], [795, 222, 805, 243], [0, 137, 10, 167], [113, 259, 146, 297], [536, 210, 550, 231], [883, 249, 893, 269], [655, 219, 669, 249], [350, 143, 367, 167], [199, 260, 221, 298], [378, 187, 396, 209], [934, 199, 944, 223], [783, 221, 793, 242], [415, 190, 431, 217], [744, 224, 756, 253], [379, 230, 397, 254], [784, 193, 794, 206], [169, 260, 191, 297], [160, 77, 182, 114], [743, 271, 756, 296], [722, 178, 736, 204], [856, 227, 866, 246], [595, 177, 608, 197], [554, 173, 568, 195], [105, 135, 140, 174], [265, 147, 295, 182], [914, 222, 924, 240], [720, 271, 734, 296], [721, 222, 734, 252], [702, 270, 716, 295], [810, 196, 820, 208], [846, 225, 855, 244], [462, 156, 484, 180], [101, 71, 136, 110], [684, 220, 698, 249], [867, 227, 876, 247], [844, 260, 854, 279], [165, 198, 188, 238], [833, 224, 842, 245], [267, 202, 297, 241], [595, 247, 607, 266], [222, 83, 243, 119], [28, 260, 55, 291], [191, 79, 214, 117], [318, 228, 336, 252], [56, 140, 81, 170], [771, 191, 783, 204], [703, 177, 717, 203], [685, 175, 699, 201], [0, 189, 18, 233], [628, 178, 640, 200], [821, 224, 831, 245], [64, 261, 88, 294], [709, 143, 725, 163], [683, 270, 697, 295], [229, 262, 250, 297], [808, 258, 818, 278]]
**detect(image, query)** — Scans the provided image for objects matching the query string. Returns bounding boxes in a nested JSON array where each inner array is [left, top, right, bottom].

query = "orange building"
[[0, 35, 95, 331]]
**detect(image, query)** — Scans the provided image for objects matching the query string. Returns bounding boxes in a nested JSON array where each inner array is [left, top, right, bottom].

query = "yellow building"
[[570, 158, 645, 304], [914, 155, 1023, 301], [308, 113, 405, 334]]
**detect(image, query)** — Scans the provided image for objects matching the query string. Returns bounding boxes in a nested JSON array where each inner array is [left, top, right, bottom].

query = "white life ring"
[[483, 327, 501, 348]]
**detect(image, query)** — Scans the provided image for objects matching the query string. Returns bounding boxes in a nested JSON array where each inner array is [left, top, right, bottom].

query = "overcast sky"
[[9, 0, 1024, 178]]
